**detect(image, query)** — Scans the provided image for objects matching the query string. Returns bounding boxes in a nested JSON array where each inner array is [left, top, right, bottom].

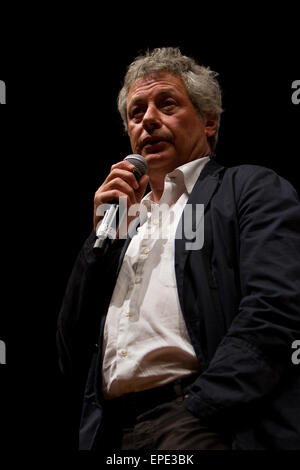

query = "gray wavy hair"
[[117, 47, 223, 154]]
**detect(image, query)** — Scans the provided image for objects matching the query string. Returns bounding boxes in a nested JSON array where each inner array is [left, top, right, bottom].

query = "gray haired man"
[[58, 48, 300, 450]]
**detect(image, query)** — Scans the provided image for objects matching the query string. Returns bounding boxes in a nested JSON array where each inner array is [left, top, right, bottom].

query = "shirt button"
[[120, 350, 128, 357], [135, 277, 141, 284], [125, 311, 131, 317], [143, 248, 150, 254]]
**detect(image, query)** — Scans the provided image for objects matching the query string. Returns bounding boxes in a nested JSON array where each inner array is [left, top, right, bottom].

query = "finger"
[[135, 174, 149, 202], [93, 189, 134, 230], [110, 160, 136, 173], [104, 168, 139, 190], [101, 178, 137, 206], [94, 188, 124, 207]]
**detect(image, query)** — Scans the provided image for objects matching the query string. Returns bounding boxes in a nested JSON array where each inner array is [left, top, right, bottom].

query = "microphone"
[[93, 154, 148, 256]]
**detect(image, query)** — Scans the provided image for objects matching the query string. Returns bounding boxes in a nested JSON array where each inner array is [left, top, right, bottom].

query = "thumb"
[[135, 174, 149, 202]]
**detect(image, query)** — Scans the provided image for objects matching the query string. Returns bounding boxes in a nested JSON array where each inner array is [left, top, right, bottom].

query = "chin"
[[144, 152, 169, 163], [146, 155, 177, 177]]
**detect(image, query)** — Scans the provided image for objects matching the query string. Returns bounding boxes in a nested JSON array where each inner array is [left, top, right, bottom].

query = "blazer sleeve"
[[185, 166, 300, 426], [56, 231, 125, 380]]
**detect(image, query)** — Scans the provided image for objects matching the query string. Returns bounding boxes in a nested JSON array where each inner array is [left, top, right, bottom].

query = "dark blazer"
[[57, 159, 300, 450]]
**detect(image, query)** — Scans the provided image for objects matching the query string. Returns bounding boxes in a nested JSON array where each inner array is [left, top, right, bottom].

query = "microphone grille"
[[124, 154, 148, 177]]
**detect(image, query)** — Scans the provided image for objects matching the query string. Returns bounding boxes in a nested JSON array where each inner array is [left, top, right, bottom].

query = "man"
[[57, 47, 300, 450]]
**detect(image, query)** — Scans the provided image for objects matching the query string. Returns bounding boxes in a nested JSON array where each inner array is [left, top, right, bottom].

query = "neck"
[[148, 172, 165, 203], [146, 150, 211, 202]]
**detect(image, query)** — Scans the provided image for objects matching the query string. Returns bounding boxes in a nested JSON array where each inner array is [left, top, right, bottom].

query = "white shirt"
[[101, 156, 210, 399]]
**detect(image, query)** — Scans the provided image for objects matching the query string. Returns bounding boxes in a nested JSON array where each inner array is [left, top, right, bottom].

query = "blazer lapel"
[[175, 159, 225, 313]]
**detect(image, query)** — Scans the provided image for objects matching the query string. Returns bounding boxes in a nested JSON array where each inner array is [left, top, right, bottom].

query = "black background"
[[0, 10, 299, 453]]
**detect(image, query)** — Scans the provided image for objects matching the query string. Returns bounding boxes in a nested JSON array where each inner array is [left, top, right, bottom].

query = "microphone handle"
[[93, 233, 113, 255], [93, 155, 146, 256], [93, 202, 119, 256]]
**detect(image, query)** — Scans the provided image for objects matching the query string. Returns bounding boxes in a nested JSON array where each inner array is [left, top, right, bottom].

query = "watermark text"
[[291, 80, 300, 105], [0, 339, 6, 364], [96, 199, 204, 250], [0, 80, 6, 104], [291, 340, 300, 365]]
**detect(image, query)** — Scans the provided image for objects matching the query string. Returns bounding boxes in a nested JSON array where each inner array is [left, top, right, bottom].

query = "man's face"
[[127, 72, 216, 175]]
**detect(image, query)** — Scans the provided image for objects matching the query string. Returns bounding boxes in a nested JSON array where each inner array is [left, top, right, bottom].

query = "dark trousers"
[[98, 377, 231, 451]]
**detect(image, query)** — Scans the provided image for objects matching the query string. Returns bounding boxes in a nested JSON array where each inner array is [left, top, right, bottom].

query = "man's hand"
[[94, 159, 149, 231]]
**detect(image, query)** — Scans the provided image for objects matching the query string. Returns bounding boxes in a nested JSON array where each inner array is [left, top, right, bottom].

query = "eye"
[[162, 99, 176, 111], [130, 106, 144, 121]]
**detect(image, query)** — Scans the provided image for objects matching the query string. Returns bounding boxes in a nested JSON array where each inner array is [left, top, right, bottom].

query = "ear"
[[204, 114, 218, 138]]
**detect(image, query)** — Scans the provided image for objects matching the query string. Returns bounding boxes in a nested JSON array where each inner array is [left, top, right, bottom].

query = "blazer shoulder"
[[209, 161, 282, 184], [220, 164, 300, 205], [225, 163, 278, 179], [224, 163, 296, 189]]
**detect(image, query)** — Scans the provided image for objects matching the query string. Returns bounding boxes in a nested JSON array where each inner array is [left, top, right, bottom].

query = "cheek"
[[169, 115, 191, 140], [128, 128, 137, 148], [171, 124, 188, 149]]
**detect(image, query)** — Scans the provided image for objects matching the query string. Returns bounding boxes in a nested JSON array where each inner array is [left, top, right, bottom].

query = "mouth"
[[142, 137, 170, 150]]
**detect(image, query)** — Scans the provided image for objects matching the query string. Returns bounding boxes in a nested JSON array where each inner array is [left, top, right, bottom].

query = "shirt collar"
[[168, 155, 211, 195], [141, 155, 211, 209]]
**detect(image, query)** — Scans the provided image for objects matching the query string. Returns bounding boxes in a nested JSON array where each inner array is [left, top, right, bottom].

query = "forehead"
[[127, 72, 189, 105]]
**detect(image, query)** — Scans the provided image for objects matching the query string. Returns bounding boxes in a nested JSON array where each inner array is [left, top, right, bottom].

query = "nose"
[[142, 103, 161, 132]]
